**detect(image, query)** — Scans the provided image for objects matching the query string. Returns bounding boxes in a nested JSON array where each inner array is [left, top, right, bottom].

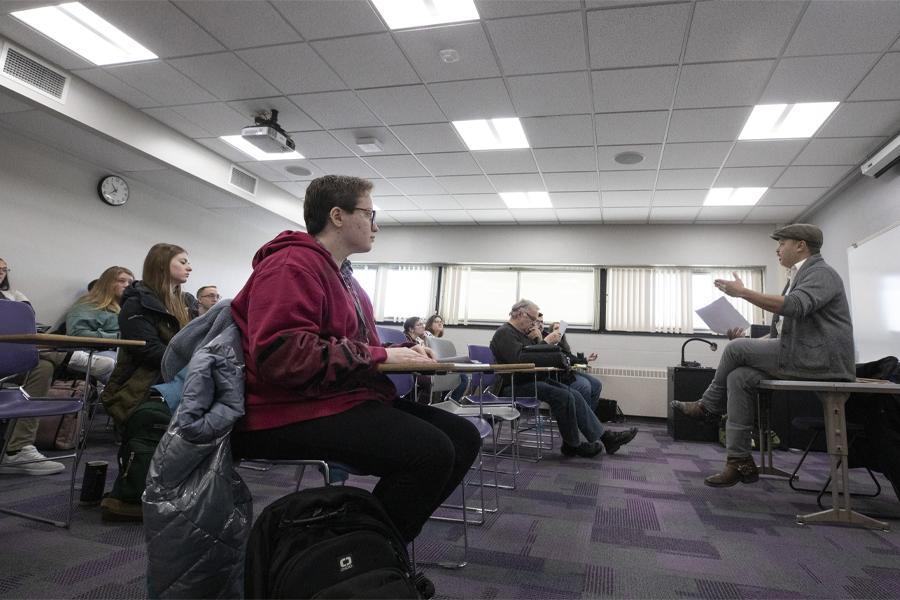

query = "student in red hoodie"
[[231, 175, 480, 544]]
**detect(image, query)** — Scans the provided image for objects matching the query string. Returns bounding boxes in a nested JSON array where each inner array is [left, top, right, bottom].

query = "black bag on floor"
[[108, 397, 172, 504], [595, 398, 624, 423], [245, 486, 420, 599]]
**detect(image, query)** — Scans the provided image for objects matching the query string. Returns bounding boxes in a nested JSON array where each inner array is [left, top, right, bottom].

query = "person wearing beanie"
[[672, 223, 854, 488]]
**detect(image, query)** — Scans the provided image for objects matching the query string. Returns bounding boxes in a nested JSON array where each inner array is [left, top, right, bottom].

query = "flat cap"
[[771, 223, 823, 248]]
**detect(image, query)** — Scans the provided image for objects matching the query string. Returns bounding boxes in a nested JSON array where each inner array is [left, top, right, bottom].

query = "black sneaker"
[[562, 441, 603, 458], [414, 572, 435, 599], [600, 427, 638, 455]]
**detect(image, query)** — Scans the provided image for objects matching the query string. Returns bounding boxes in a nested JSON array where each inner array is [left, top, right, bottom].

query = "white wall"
[[0, 125, 296, 324]]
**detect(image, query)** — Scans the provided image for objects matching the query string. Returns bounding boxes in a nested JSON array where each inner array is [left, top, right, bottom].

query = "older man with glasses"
[[195, 285, 221, 317], [491, 299, 638, 458]]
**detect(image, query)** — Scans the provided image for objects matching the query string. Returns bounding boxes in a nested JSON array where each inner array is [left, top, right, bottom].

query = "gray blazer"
[[775, 253, 855, 381]]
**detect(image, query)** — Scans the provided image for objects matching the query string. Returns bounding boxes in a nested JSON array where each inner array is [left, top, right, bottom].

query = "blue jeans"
[[570, 373, 602, 410], [450, 373, 469, 401], [503, 379, 604, 446]]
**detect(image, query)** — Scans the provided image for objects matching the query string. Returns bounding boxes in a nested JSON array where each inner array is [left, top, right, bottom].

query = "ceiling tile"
[[594, 111, 669, 145], [272, 0, 385, 39], [470, 209, 515, 223], [429, 79, 514, 120], [744, 205, 808, 223], [388, 177, 447, 195], [290, 131, 355, 159], [507, 72, 592, 117], [105, 61, 217, 105], [602, 190, 652, 207], [603, 207, 649, 222], [588, 3, 689, 69], [417, 153, 482, 177], [534, 147, 597, 173], [357, 86, 445, 125], [394, 22, 501, 83], [175, 1, 301, 49], [760, 54, 879, 103], [715, 166, 784, 187], [596, 144, 661, 170], [363, 155, 429, 177], [549, 192, 601, 208], [660, 142, 732, 169], [656, 169, 718, 189], [85, 0, 224, 57], [696, 206, 753, 221], [524, 115, 596, 148], [392, 123, 466, 153], [435, 175, 495, 194], [652, 189, 707, 207], [269, 180, 309, 201], [511, 208, 558, 223], [726, 140, 806, 167], [170, 102, 248, 137], [310, 157, 380, 179], [793, 137, 884, 166], [77, 68, 161, 108], [489, 173, 545, 192], [236, 44, 345, 95], [473, 149, 537, 174], [238, 161, 297, 181], [368, 178, 403, 196], [592, 66, 678, 112], [487, 12, 587, 75], [685, 1, 804, 62], [385, 210, 436, 224], [313, 34, 419, 89], [373, 196, 418, 210], [169, 52, 279, 101], [330, 127, 408, 155], [849, 53, 900, 101], [251, 159, 325, 182], [786, 0, 900, 56], [675, 60, 774, 108], [144, 107, 210, 137], [430, 210, 476, 224], [649, 206, 701, 222], [475, 0, 581, 19], [667, 107, 753, 143], [454, 194, 505, 209], [289, 91, 381, 129], [598, 170, 657, 191], [410, 196, 462, 210], [817, 101, 900, 137], [774, 165, 854, 188], [230, 97, 321, 132], [758, 188, 826, 206], [544, 172, 599, 192], [556, 208, 605, 223]]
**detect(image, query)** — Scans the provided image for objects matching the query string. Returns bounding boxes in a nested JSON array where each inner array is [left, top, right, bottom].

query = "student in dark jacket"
[[100, 243, 192, 521]]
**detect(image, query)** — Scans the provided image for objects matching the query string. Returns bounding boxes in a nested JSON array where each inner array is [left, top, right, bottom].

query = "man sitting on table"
[[491, 299, 637, 458], [230, 175, 480, 563], [673, 224, 854, 487]]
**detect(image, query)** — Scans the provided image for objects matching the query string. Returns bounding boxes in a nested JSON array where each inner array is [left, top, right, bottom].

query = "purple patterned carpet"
[[1, 418, 898, 599]]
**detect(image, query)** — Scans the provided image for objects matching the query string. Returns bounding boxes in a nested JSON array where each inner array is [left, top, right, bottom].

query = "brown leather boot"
[[671, 400, 717, 421], [704, 456, 759, 487]]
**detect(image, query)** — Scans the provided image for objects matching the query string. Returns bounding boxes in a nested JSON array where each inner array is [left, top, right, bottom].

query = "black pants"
[[232, 399, 481, 543]]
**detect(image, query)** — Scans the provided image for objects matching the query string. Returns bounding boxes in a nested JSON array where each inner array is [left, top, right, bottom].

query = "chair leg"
[[789, 430, 821, 493]]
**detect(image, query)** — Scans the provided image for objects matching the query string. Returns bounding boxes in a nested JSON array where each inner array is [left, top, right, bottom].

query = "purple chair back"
[[387, 373, 413, 397], [468, 345, 498, 390], [0, 300, 40, 378], [376, 325, 407, 345]]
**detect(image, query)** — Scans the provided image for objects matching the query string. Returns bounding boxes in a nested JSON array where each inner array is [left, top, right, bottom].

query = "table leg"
[[796, 392, 889, 531], [757, 390, 792, 478]]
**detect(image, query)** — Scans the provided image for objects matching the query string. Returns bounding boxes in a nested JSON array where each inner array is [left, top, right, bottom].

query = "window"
[[353, 264, 437, 322]]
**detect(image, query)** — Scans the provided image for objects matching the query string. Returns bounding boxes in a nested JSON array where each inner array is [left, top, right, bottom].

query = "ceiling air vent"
[[229, 166, 257, 195], [1, 44, 68, 101]]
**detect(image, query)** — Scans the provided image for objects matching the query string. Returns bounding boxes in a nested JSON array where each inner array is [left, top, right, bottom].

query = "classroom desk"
[[758, 379, 900, 531], [377, 362, 534, 374], [0, 333, 146, 349]]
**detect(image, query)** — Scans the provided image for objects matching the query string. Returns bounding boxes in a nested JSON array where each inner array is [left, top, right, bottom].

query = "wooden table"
[[758, 379, 900, 530], [0, 333, 146, 349], [377, 362, 534, 374]]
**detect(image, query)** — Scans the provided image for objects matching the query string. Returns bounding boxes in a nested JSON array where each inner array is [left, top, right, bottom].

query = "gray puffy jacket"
[[144, 301, 252, 598]]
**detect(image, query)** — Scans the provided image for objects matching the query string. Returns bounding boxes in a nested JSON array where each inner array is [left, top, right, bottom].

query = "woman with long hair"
[[100, 243, 192, 521], [424, 313, 444, 337], [64, 266, 134, 381]]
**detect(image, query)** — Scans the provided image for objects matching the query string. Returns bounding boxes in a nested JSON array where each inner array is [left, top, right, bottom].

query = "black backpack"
[[245, 486, 420, 599], [108, 397, 172, 504]]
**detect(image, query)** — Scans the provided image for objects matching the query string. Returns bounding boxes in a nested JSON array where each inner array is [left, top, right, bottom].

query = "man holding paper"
[[673, 224, 855, 487]]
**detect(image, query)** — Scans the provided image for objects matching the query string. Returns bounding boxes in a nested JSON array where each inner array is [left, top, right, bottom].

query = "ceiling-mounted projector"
[[861, 133, 900, 178], [241, 109, 295, 153]]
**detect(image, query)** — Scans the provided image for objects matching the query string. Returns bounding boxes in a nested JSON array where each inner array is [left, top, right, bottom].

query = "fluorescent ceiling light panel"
[[221, 136, 305, 161], [500, 191, 552, 209], [372, 0, 479, 30], [11, 2, 157, 66], [738, 102, 839, 140], [704, 187, 767, 206], [452, 118, 529, 151]]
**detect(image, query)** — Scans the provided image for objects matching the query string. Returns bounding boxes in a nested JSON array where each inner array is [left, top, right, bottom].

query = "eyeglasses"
[[0, 267, 9, 274], [354, 207, 377, 225], [200, 293, 221, 300]]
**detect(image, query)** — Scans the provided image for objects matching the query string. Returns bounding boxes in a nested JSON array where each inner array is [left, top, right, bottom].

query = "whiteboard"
[[847, 222, 900, 362]]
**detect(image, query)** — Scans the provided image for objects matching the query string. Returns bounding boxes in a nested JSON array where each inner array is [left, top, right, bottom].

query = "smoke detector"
[[614, 151, 644, 165], [439, 48, 460, 63], [356, 137, 384, 153]]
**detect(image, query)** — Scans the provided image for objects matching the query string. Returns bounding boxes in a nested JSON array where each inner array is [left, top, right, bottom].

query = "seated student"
[[0, 258, 65, 476], [64, 266, 134, 381], [195, 285, 220, 317], [491, 299, 637, 458], [230, 175, 480, 550], [403, 315, 427, 345], [403, 316, 437, 403], [549, 320, 603, 412], [99, 244, 193, 521], [424, 313, 469, 401]]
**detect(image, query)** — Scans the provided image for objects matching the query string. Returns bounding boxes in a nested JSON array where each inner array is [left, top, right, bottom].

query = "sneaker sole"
[[0, 466, 66, 476]]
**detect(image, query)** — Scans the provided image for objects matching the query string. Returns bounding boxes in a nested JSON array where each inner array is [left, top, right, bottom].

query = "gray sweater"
[[775, 253, 855, 381]]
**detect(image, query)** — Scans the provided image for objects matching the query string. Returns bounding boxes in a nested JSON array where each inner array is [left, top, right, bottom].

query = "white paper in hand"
[[695, 297, 750, 335], [558, 320, 568, 336]]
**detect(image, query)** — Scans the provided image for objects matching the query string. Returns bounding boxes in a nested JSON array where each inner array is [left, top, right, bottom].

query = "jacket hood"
[[252, 230, 334, 270], [123, 281, 171, 316]]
